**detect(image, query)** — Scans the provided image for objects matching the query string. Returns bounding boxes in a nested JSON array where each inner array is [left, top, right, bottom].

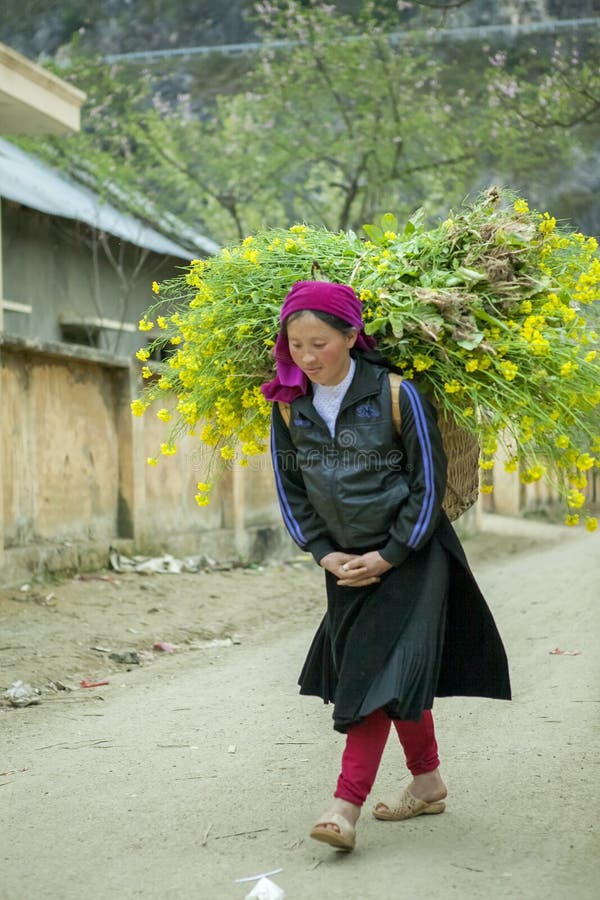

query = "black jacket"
[[271, 354, 511, 716], [271, 355, 447, 564]]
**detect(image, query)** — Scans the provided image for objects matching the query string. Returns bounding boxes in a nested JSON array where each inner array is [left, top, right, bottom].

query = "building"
[[0, 44, 283, 585]]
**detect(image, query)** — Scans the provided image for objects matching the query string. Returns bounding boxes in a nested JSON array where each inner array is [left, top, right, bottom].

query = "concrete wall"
[[0, 338, 286, 584]]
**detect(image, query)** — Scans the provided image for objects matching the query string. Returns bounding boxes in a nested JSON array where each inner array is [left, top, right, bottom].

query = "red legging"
[[334, 708, 440, 806]]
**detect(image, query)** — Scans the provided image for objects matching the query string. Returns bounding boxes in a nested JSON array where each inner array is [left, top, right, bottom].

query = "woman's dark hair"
[[282, 308, 356, 336]]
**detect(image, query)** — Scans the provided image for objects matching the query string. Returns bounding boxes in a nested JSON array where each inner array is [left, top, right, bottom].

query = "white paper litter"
[[244, 877, 285, 900], [4, 680, 41, 707], [108, 547, 233, 574]]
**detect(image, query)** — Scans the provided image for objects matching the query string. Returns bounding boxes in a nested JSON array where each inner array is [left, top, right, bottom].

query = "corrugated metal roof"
[[0, 138, 219, 258]]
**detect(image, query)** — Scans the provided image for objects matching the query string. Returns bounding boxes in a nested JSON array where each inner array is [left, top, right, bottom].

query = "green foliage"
[[11, 1, 600, 251]]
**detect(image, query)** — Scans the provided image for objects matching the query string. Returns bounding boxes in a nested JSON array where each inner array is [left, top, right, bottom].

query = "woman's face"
[[286, 312, 358, 386]]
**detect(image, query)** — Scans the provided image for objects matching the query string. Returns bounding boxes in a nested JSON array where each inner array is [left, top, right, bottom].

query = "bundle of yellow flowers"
[[132, 188, 600, 528]]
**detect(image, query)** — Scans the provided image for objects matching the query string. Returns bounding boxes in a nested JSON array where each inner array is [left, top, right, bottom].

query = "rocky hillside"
[[1, 0, 599, 61]]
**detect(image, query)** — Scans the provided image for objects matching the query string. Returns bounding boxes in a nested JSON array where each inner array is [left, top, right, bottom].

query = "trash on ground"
[[228, 744, 237, 754], [235, 868, 284, 884], [549, 647, 582, 655], [109, 651, 140, 665], [80, 680, 110, 688], [244, 877, 285, 900], [4, 680, 41, 707], [153, 641, 175, 652], [109, 546, 236, 574]]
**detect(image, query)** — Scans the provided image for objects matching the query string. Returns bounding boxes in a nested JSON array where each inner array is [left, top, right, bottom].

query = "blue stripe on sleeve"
[[402, 381, 435, 548], [270, 423, 307, 547]]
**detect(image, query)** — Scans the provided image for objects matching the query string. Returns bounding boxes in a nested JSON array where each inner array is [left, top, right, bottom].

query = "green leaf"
[[453, 267, 487, 284], [389, 313, 405, 337], [364, 317, 387, 335], [456, 332, 485, 350], [362, 223, 385, 244], [380, 213, 399, 233]]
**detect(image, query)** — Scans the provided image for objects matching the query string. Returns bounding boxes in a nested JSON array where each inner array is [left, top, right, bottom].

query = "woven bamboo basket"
[[436, 408, 480, 522]]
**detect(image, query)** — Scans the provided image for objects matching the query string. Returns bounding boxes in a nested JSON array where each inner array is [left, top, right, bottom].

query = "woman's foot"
[[373, 769, 447, 821], [406, 769, 447, 804], [309, 798, 361, 850]]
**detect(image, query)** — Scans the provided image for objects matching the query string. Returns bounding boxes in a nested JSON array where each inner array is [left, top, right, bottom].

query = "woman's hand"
[[320, 551, 392, 587], [319, 552, 357, 579]]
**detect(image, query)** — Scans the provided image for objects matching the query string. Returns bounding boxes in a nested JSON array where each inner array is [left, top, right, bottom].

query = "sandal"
[[309, 812, 356, 851], [373, 787, 446, 821]]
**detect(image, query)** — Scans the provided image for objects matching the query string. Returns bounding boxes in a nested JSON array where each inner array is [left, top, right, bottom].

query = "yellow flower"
[[156, 316, 168, 330], [585, 517, 598, 532], [220, 446, 235, 460], [513, 198, 529, 214], [584, 350, 597, 363], [241, 440, 263, 456], [289, 224, 308, 234], [147, 457, 158, 466], [413, 355, 433, 372], [196, 482, 211, 492], [480, 484, 494, 494], [567, 489, 585, 509], [539, 213, 556, 236], [576, 453, 594, 471], [136, 348, 151, 362], [138, 319, 154, 332], [142, 366, 153, 379], [463, 407, 474, 417], [555, 435, 570, 449], [152, 281, 160, 294], [504, 459, 518, 473], [565, 514, 579, 527], [464, 359, 478, 372], [384, 230, 397, 241], [479, 460, 494, 470], [195, 494, 210, 507], [160, 442, 177, 456], [560, 361, 577, 377], [130, 399, 148, 417], [170, 336, 182, 346], [499, 361, 518, 381], [157, 408, 172, 422], [444, 380, 463, 394], [482, 436, 498, 456], [570, 474, 587, 490]]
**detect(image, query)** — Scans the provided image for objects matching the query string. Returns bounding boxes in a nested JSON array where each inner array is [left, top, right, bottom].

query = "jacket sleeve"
[[379, 380, 448, 567], [270, 403, 338, 564]]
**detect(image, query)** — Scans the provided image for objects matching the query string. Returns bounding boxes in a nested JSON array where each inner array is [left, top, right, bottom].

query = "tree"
[[16, 0, 600, 248]]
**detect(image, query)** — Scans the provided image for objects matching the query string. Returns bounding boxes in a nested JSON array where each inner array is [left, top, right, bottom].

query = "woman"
[[261, 280, 511, 852]]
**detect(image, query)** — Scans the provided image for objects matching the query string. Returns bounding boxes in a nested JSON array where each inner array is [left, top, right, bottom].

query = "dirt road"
[[1, 517, 599, 900]]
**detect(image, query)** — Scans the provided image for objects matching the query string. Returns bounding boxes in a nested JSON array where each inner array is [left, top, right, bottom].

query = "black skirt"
[[298, 536, 450, 733]]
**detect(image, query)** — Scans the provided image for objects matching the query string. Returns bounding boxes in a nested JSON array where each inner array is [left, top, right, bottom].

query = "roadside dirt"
[[1, 518, 598, 900], [0, 528, 553, 701]]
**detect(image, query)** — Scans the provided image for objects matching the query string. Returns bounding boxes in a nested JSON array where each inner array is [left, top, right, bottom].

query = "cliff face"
[[1, 0, 598, 60]]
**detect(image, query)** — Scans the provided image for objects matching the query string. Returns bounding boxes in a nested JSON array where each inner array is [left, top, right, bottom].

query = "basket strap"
[[388, 373, 402, 435], [278, 401, 291, 428]]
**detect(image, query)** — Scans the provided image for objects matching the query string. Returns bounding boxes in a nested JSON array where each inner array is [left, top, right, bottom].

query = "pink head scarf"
[[260, 280, 377, 403]]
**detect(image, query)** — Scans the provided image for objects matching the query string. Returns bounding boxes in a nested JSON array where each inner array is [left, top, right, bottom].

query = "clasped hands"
[[319, 551, 392, 587]]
